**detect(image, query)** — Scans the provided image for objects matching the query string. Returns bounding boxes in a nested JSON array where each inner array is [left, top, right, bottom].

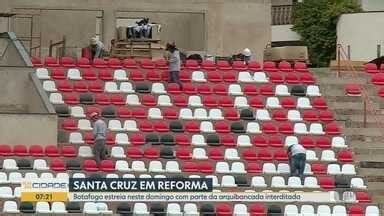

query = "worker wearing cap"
[[89, 112, 107, 165], [287, 144, 307, 178], [242, 48, 252, 64], [89, 36, 105, 59]]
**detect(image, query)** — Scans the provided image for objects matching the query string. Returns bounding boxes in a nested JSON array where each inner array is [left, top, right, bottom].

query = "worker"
[[287, 143, 307, 178], [166, 42, 182, 90], [89, 112, 107, 165], [89, 36, 105, 59], [242, 48, 252, 64]]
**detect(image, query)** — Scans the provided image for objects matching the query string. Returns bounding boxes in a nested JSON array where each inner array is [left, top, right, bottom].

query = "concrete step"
[[355, 154, 384, 162], [358, 168, 384, 177]]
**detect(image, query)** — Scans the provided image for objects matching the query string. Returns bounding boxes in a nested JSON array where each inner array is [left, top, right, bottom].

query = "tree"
[[292, 0, 361, 67]]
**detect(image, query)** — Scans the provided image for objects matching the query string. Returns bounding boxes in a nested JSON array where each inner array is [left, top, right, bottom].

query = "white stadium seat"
[[104, 81, 120, 93], [307, 85, 321, 96], [67, 68, 82, 80], [152, 83, 166, 94], [275, 84, 290, 96], [36, 68, 50, 79], [43, 80, 57, 92], [191, 71, 206, 82], [228, 84, 243, 95], [158, 95, 173, 106], [113, 69, 128, 80], [120, 82, 134, 93], [253, 72, 268, 82], [125, 94, 141, 105], [194, 108, 208, 120]]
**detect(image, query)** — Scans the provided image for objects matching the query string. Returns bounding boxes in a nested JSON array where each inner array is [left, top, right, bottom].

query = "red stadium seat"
[[249, 203, 266, 215], [300, 136, 315, 148], [294, 62, 309, 73], [0, 145, 12, 156], [146, 69, 161, 81], [131, 107, 147, 119], [198, 162, 214, 173], [73, 81, 88, 92], [216, 204, 232, 216], [248, 61, 262, 71], [155, 58, 168, 69], [337, 150, 353, 163], [108, 58, 122, 68], [249, 96, 264, 108], [201, 60, 216, 70], [272, 109, 287, 121], [315, 137, 331, 149], [246, 163, 262, 173], [77, 57, 91, 68], [44, 56, 60, 67], [185, 121, 200, 133], [60, 56, 75, 67], [153, 121, 169, 132], [141, 95, 157, 106], [345, 84, 361, 96], [242, 149, 258, 161], [364, 63, 379, 73], [175, 148, 191, 160], [84, 132, 94, 144], [13, 145, 28, 156], [208, 148, 223, 160], [85, 106, 101, 117], [185, 60, 199, 70], [95, 93, 110, 105], [281, 97, 296, 109], [348, 205, 364, 216], [380, 64, 384, 73], [123, 59, 137, 68], [203, 95, 218, 107], [117, 107, 131, 118], [302, 110, 318, 122], [110, 94, 125, 106], [221, 135, 235, 146], [29, 145, 44, 157], [300, 73, 315, 84], [130, 133, 145, 145], [217, 60, 232, 70], [61, 145, 77, 157], [285, 73, 300, 84], [173, 95, 188, 107], [223, 71, 236, 82], [106, 132, 115, 145], [176, 70, 189, 82], [197, 84, 212, 95], [257, 149, 273, 161], [82, 69, 97, 80], [274, 150, 288, 161], [213, 84, 228, 95], [378, 87, 384, 97], [318, 176, 335, 189], [356, 191, 371, 203], [269, 135, 283, 147], [167, 83, 182, 94], [127, 147, 142, 158], [325, 123, 341, 135], [175, 134, 190, 146], [138, 120, 154, 132], [140, 58, 155, 69], [100, 160, 115, 172], [219, 96, 234, 107], [232, 61, 247, 71], [61, 119, 77, 130], [63, 93, 79, 105], [224, 108, 239, 120], [45, 145, 60, 157], [163, 107, 178, 120], [50, 159, 66, 171], [182, 162, 198, 172], [182, 83, 196, 95], [278, 122, 294, 134], [98, 69, 113, 81], [214, 121, 230, 133], [207, 71, 222, 82], [319, 110, 334, 122], [279, 61, 293, 72], [92, 58, 107, 68], [56, 80, 72, 92], [311, 163, 326, 174], [243, 84, 258, 96], [311, 97, 328, 109], [31, 57, 43, 67], [261, 122, 278, 134], [50, 68, 66, 80], [83, 160, 98, 171], [263, 61, 278, 72], [252, 135, 268, 147], [129, 69, 145, 81], [371, 73, 384, 85], [269, 73, 284, 84], [259, 84, 274, 96]]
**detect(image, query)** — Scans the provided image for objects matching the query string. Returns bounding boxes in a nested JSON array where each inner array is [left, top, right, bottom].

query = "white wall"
[[361, 0, 384, 11], [271, 25, 301, 42], [337, 12, 384, 61]]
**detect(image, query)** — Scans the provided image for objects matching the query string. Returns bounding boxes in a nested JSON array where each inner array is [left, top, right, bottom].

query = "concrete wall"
[[0, 37, 26, 67], [1, 0, 271, 60], [271, 24, 301, 42], [337, 12, 384, 61], [360, 0, 384, 11], [0, 113, 57, 146], [0, 67, 48, 113]]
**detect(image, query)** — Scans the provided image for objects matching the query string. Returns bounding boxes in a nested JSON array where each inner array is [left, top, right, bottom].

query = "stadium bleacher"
[[0, 56, 373, 214]]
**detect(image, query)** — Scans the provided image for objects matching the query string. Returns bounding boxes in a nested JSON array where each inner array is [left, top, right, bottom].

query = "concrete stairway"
[[313, 68, 384, 209]]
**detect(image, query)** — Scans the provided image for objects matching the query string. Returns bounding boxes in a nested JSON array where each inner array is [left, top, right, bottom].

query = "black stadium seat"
[[235, 176, 249, 187], [102, 106, 116, 118], [335, 176, 350, 188], [66, 202, 82, 213], [20, 201, 35, 213], [116, 203, 132, 215], [160, 134, 175, 145], [160, 147, 174, 159], [231, 122, 245, 133], [66, 160, 81, 170], [291, 85, 306, 97], [17, 159, 32, 170], [150, 203, 165, 216], [169, 121, 184, 132], [206, 134, 220, 146], [79, 93, 95, 104], [200, 203, 215, 216], [145, 134, 160, 145], [135, 83, 150, 93], [267, 205, 282, 216], [55, 104, 70, 117], [240, 109, 255, 120]]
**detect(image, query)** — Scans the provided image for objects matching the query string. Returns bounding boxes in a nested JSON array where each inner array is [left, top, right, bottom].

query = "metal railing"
[[49, 36, 66, 58], [272, 5, 294, 25]]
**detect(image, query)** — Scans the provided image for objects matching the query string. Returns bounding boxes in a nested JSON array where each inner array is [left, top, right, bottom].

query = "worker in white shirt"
[[287, 144, 307, 178]]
